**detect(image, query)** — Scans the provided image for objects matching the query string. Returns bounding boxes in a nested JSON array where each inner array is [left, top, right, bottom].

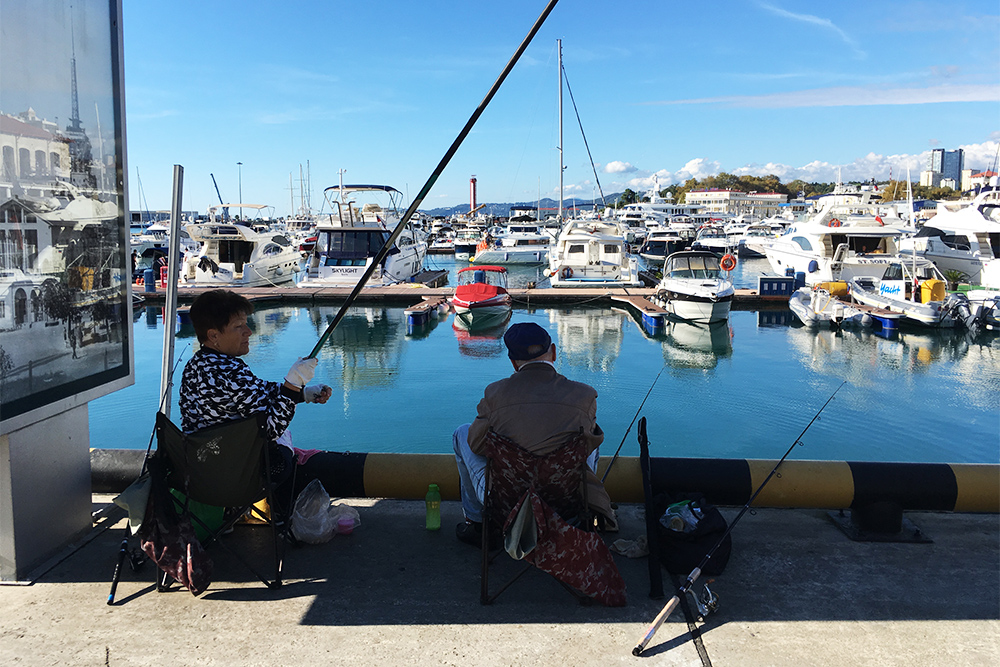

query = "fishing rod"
[[632, 380, 847, 656], [107, 345, 189, 605], [601, 363, 666, 484], [307, 0, 561, 359]]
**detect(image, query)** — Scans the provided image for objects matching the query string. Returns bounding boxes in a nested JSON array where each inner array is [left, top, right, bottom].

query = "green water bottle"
[[425, 483, 441, 531]]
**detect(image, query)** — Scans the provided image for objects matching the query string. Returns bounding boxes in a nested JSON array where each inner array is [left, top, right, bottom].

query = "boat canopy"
[[457, 265, 507, 273]]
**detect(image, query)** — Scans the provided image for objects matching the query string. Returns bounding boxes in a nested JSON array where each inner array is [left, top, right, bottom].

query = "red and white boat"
[[451, 265, 512, 329]]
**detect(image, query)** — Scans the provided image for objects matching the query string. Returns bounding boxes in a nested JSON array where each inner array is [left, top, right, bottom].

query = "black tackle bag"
[[651, 492, 732, 576]]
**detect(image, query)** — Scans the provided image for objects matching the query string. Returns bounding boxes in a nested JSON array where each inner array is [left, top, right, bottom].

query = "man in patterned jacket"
[[180, 289, 332, 491], [452, 321, 616, 547]]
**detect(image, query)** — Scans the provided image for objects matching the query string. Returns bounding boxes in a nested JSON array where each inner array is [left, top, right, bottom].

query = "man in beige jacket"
[[453, 322, 616, 546]]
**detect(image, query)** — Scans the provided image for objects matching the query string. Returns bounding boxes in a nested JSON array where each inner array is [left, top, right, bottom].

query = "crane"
[[210, 173, 229, 221]]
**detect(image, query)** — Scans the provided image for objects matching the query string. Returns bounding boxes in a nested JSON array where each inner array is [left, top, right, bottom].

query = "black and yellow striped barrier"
[[92, 450, 999, 513]]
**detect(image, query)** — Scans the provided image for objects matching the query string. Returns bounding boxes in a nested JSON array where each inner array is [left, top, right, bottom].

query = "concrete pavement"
[[0, 497, 997, 666]]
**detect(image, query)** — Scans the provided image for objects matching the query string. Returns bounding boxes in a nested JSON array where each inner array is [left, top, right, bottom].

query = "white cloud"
[[606, 140, 999, 191], [643, 84, 1000, 109], [603, 160, 636, 174]]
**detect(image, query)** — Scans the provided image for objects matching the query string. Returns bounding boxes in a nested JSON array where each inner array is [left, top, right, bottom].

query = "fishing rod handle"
[[107, 536, 129, 605], [633, 595, 680, 656], [632, 567, 701, 656]]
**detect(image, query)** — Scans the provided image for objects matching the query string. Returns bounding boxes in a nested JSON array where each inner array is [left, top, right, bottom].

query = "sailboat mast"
[[557, 39, 564, 223]]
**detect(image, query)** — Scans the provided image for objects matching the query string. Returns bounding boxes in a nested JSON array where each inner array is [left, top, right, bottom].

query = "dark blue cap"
[[503, 322, 552, 361]]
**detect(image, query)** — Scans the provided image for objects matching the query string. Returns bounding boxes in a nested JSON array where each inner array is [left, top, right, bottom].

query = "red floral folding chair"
[[480, 430, 626, 606]]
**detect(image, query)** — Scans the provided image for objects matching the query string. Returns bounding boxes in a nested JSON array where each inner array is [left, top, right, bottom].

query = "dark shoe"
[[456, 520, 484, 548]]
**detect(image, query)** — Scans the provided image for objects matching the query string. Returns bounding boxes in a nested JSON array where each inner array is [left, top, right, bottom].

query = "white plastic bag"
[[291, 479, 336, 544]]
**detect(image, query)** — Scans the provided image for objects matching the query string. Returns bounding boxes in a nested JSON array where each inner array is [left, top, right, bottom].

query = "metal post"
[[159, 165, 183, 419], [557, 39, 563, 224], [237, 161, 243, 208]]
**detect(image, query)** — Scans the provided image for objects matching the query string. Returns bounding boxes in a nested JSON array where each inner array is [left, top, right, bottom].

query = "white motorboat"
[[450, 265, 512, 329], [453, 228, 481, 260], [764, 184, 912, 286], [788, 286, 872, 328], [653, 250, 735, 323], [847, 261, 967, 327], [547, 219, 642, 287], [298, 184, 427, 288], [734, 223, 780, 258], [690, 225, 732, 254], [897, 187, 1000, 288], [181, 207, 301, 287], [637, 228, 689, 267], [471, 224, 552, 265]]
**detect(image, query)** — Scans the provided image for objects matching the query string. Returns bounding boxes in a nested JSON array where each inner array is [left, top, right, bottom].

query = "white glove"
[[304, 384, 330, 403], [285, 357, 317, 387]]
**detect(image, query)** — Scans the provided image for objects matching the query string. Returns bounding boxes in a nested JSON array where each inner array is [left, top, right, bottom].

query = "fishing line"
[[306, 0, 562, 359], [600, 362, 667, 484], [632, 380, 847, 656]]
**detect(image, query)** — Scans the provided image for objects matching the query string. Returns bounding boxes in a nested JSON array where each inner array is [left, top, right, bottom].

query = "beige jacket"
[[467, 362, 614, 524]]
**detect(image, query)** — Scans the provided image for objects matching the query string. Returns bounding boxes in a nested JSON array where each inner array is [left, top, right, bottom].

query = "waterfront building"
[[927, 148, 965, 188], [684, 189, 787, 217]]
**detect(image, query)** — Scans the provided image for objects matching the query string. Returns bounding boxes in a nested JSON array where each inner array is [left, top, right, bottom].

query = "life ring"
[[561, 267, 574, 279], [830, 218, 842, 227], [135, 277, 144, 286], [720, 254, 736, 272]]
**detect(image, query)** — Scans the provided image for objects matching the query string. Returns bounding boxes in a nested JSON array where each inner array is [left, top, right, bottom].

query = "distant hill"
[[422, 194, 622, 218]]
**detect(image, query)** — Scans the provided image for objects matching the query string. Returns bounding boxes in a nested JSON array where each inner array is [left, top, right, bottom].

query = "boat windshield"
[[317, 230, 390, 258], [668, 255, 721, 279], [458, 268, 506, 288]]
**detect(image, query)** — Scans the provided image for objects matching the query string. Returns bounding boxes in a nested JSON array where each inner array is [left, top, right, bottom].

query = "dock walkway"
[[1, 498, 996, 666]]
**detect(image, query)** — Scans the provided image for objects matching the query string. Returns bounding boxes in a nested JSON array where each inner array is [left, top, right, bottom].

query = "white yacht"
[[637, 228, 689, 267], [181, 213, 301, 287], [765, 183, 911, 286], [690, 225, 732, 254], [547, 219, 641, 287], [897, 187, 1000, 289], [471, 224, 552, 265], [298, 184, 427, 288], [653, 250, 734, 323]]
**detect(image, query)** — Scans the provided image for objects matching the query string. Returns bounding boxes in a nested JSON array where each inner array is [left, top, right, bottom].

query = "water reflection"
[[451, 312, 511, 358], [546, 307, 625, 373], [785, 322, 1000, 410], [659, 320, 734, 370]]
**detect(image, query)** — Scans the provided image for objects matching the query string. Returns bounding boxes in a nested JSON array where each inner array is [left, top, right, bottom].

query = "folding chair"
[[479, 430, 626, 607], [153, 411, 286, 590]]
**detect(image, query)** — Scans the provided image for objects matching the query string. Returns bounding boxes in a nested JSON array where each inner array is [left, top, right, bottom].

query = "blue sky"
[[120, 0, 999, 215]]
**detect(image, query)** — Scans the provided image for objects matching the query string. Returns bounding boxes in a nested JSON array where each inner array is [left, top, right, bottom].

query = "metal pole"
[[557, 39, 564, 224], [237, 161, 243, 207], [158, 165, 184, 419]]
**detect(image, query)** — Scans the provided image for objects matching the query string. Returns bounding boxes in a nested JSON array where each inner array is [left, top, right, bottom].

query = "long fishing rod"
[[601, 363, 666, 484], [107, 345, 189, 605], [632, 380, 847, 656], [307, 0, 561, 359]]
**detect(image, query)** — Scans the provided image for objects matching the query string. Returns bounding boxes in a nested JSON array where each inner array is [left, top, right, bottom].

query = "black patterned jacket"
[[179, 347, 296, 441]]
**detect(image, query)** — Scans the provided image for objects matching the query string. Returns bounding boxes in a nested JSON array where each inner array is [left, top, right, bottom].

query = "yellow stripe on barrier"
[[950, 464, 1000, 512], [362, 453, 461, 500], [599, 456, 644, 504], [746, 459, 855, 509]]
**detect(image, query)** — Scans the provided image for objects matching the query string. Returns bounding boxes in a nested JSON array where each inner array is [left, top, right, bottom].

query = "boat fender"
[[135, 277, 144, 286], [561, 267, 573, 279], [808, 260, 819, 273], [830, 218, 842, 227], [720, 254, 736, 272]]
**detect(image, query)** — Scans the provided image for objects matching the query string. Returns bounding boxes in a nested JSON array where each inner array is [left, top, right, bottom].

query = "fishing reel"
[[686, 580, 719, 623]]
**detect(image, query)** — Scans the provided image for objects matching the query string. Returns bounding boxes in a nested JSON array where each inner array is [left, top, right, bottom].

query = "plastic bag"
[[659, 499, 703, 533], [329, 503, 361, 535], [291, 479, 336, 544]]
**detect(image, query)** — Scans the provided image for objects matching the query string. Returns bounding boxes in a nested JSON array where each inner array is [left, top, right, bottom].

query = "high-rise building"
[[927, 148, 964, 188]]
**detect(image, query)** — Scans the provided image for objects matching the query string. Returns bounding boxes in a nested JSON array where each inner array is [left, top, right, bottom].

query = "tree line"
[[614, 172, 961, 207]]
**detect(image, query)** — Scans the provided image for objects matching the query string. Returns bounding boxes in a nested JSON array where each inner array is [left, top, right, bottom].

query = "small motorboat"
[[653, 251, 735, 323], [451, 265, 512, 329], [848, 262, 964, 327], [788, 285, 871, 328]]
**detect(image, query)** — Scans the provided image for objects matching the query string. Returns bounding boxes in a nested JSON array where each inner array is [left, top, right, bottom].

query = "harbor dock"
[[1, 495, 996, 666]]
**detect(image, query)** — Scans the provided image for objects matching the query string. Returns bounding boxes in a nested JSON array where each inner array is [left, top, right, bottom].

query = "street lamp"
[[237, 161, 243, 209]]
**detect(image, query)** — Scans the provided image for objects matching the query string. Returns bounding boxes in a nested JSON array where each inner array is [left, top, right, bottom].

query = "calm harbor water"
[[93, 256, 1000, 464]]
